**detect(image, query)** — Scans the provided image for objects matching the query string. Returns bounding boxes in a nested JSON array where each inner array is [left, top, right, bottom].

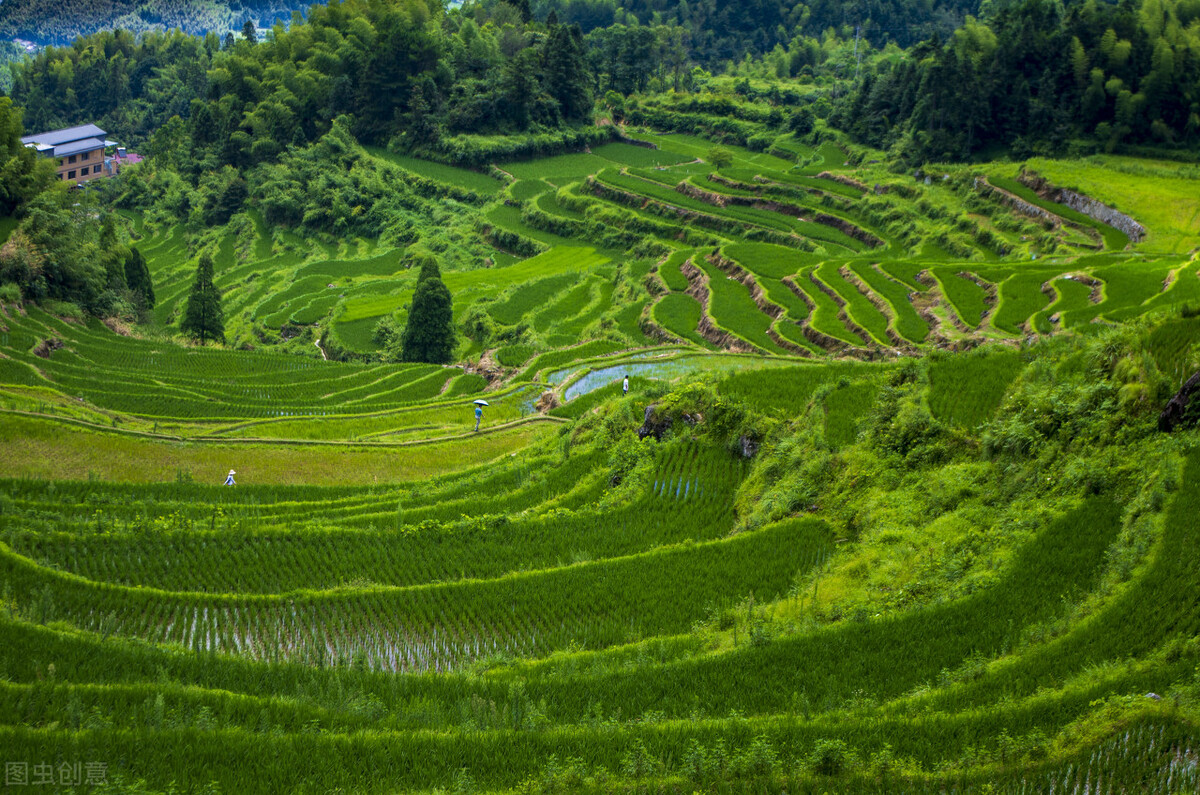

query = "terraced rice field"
[[2, 124, 1199, 793], [119, 129, 1190, 363], [2, 320, 1198, 791]]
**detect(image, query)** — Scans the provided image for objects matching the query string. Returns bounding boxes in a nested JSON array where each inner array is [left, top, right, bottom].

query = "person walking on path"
[[474, 403, 483, 432], [224, 469, 236, 486], [622, 375, 629, 397]]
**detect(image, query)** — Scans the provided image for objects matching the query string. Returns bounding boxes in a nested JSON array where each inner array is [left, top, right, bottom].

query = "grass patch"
[[489, 273, 579, 326], [848, 261, 930, 344], [824, 379, 878, 446], [363, 146, 505, 194], [658, 249, 694, 292], [0, 414, 553, 485], [501, 153, 611, 181], [927, 346, 1027, 430], [991, 269, 1056, 335], [932, 268, 988, 328], [814, 262, 892, 345], [697, 259, 790, 354], [592, 142, 690, 168], [495, 344, 536, 367], [791, 267, 865, 346], [1026, 156, 1200, 254], [652, 293, 717, 349], [1033, 277, 1094, 333]]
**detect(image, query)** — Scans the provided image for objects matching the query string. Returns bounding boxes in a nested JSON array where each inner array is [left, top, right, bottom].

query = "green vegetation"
[[814, 262, 891, 345], [694, 258, 788, 354], [1027, 158, 1200, 255], [719, 361, 874, 417], [399, 257, 455, 364], [0, 0, 308, 44], [990, 269, 1056, 335], [1033, 276, 1095, 334], [927, 347, 1028, 430], [179, 252, 224, 344], [2, 309, 1199, 791], [933, 269, 990, 329], [988, 175, 1129, 252], [652, 292, 717, 348], [4, 2, 1200, 789], [657, 249, 694, 292], [495, 344, 536, 368], [837, 0, 1200, 163]]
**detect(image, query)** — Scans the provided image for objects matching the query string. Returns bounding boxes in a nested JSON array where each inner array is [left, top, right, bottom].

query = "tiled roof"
[[19, 124, 107, 147], [52, 138, 105, 158]]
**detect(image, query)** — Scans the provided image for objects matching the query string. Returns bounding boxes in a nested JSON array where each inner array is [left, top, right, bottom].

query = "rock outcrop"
[[1018, 170, 1145, 244], [1057, 189, 1146, 243], [1159, 371, 1200, 432], [638, 404, 672, 440]]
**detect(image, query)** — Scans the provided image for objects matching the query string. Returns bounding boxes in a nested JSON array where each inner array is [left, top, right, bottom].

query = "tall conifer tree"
[[181, 253, 224, 344], [400, 254, 454, 364], [124, 248, 155, 308]]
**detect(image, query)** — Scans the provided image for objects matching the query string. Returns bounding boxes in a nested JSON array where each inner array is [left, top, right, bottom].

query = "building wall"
[[57, 147, 107, 185]]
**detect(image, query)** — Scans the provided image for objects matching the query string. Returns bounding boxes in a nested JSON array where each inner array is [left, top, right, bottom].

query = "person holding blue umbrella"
[[473, 399, 488, 431]]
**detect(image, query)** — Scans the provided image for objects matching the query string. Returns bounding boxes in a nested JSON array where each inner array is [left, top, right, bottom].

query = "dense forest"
[[9, 0, 1198, 166], [526, 0, 986, 55], [0, 0, 311, 45], [835, 0, 1200, 160], [0, 0, 987, 55]]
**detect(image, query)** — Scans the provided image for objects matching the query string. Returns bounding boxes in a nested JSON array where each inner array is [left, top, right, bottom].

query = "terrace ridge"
[[679, 258, 761, 353], [780, 274, 856, 354], [958, 271, 1001, 331], [639, 300, 688, 346], [838, 264, 919, 352], [705, 253, 814, 357], [904, 267, 962, 346], [807, 267, 884, 351]]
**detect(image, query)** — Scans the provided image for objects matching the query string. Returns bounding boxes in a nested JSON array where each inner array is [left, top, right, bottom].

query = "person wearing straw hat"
[[224, 469, 236, 486]]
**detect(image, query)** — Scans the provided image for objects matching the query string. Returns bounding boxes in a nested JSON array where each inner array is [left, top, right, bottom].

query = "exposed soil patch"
[[33, 337, 63, 359]]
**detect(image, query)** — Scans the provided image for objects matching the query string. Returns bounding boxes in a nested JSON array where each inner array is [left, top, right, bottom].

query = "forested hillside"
[[527, 0, 987, 55], [0, 0, 310, 45], [835, 0, 1200, 160], [0, 0, 986, 55]]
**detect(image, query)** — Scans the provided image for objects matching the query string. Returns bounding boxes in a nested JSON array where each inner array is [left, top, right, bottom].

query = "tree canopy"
[[401, 259, 455, 364], [124, 247, 155, 309], [180, 252, 224, 344], [834, 0, 1200, 160], [0, 97, 56, 217]]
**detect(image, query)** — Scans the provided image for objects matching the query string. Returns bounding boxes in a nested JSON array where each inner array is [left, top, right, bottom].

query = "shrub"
[[810, 737, 851, 776], [41, 299, 85, 321], [496, 344, 535, 367]]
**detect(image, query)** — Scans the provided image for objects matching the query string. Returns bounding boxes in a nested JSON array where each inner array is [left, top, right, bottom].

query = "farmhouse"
[[20, 123, 118, 185]]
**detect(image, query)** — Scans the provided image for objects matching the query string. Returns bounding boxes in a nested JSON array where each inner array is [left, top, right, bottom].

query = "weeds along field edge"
[[0, 414, 558, 485]]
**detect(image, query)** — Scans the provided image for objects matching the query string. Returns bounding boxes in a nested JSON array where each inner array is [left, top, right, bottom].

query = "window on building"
[[94, 165, 102, 174], [67, 170, 76, 179], [68, 155, 77, 164]]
